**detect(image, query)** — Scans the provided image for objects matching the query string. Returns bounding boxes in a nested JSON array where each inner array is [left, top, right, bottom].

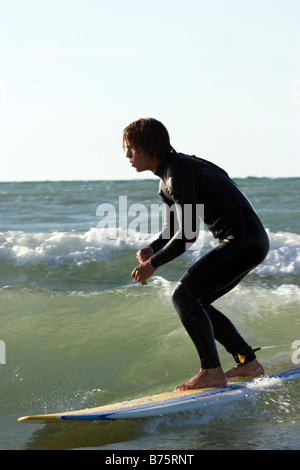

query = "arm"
[[148, 197, 177, 254], [131, 174, 200, 284], [131, 197, 175, 286], [149, 175, 200, 268]]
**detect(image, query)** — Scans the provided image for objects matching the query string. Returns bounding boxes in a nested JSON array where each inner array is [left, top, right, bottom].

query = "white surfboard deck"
[[18, 367, 300, 423]]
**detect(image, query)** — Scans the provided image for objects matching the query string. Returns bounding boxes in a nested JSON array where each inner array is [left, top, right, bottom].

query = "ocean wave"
[[0, 228, 139, 267], [255, 230, 300, 276], [0, 227, 299, 277]]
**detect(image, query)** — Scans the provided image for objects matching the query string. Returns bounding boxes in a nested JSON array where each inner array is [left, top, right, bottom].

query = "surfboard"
[[18, 367, 300, 423]]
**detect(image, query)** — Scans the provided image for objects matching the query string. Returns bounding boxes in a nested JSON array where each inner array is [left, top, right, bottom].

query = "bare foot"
[[175, 367, 227, 391], [225, 359, 264, 379]]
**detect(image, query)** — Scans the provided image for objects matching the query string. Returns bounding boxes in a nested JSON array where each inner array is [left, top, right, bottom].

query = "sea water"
[[0, 178, 299, 450]]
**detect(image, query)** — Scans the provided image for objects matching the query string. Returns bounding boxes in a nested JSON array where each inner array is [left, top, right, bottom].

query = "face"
[[125, 145, 157, 173]]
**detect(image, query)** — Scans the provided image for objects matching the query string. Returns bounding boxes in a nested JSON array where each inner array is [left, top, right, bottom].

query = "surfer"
[[124, 118, 269, 390]]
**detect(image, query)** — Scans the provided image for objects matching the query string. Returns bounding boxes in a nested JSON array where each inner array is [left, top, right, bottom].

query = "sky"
[[0, 0, 299, 181]]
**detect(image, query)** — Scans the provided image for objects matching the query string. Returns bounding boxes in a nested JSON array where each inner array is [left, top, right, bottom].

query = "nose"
[[125, 148, 132, 159]]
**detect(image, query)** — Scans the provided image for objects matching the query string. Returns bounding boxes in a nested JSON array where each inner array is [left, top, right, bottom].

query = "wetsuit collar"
[[154, 153, 173, 179], [154, 161, 164, 178]]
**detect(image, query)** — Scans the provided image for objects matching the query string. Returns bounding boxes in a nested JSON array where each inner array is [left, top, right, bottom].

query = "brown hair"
[[123, 118, 175, 161]]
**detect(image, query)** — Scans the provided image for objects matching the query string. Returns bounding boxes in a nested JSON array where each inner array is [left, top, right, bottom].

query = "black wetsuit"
[[149, 152, 269, 369]]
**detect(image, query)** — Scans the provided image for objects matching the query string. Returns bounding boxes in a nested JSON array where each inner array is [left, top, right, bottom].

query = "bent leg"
[[172, 282, 221, 369], [172, 238, 266, 386], [204, 304, 264, 377], [172, 282, 227, 390], [205, 304, 255, 360]]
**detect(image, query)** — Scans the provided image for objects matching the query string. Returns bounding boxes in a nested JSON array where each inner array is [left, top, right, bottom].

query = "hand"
[[136, 246, 154, 262], [131, 260, 156, 285]]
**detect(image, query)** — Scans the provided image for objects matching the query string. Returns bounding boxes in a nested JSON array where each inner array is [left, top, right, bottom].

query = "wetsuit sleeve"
[[149, 174, 200, 268], [149, 195, 176, 254]]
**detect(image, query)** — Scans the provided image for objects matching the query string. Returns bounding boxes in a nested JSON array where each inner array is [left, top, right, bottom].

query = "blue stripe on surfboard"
[[60, 367, 300, 421]]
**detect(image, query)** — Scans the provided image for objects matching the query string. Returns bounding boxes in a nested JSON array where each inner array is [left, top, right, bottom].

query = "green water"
[[0, 179, 299, 450]]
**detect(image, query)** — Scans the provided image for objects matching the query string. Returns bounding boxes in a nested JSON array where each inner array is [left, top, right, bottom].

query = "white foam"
[[254, 230, 300, 276], [246, 376, 282, 390], [0, 228, 144, 266], [0, 228, 299, 277], [218, 283, 300, 315]]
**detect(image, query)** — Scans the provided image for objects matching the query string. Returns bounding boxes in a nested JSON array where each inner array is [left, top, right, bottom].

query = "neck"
[[149, 158, 160, 173]]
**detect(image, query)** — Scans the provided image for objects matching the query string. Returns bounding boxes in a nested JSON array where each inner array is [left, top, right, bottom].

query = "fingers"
[[131, 266, 147, 285], [132, 250, 155, 286]]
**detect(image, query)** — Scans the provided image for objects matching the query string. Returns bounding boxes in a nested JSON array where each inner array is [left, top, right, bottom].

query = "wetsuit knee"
[[172, 282, 196, 323], [172, 282, 186, 306], [172, 282, 221, 369]]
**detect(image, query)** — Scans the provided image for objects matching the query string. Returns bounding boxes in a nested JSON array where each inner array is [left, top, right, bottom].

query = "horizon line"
[[0, 175, 299, 184]]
